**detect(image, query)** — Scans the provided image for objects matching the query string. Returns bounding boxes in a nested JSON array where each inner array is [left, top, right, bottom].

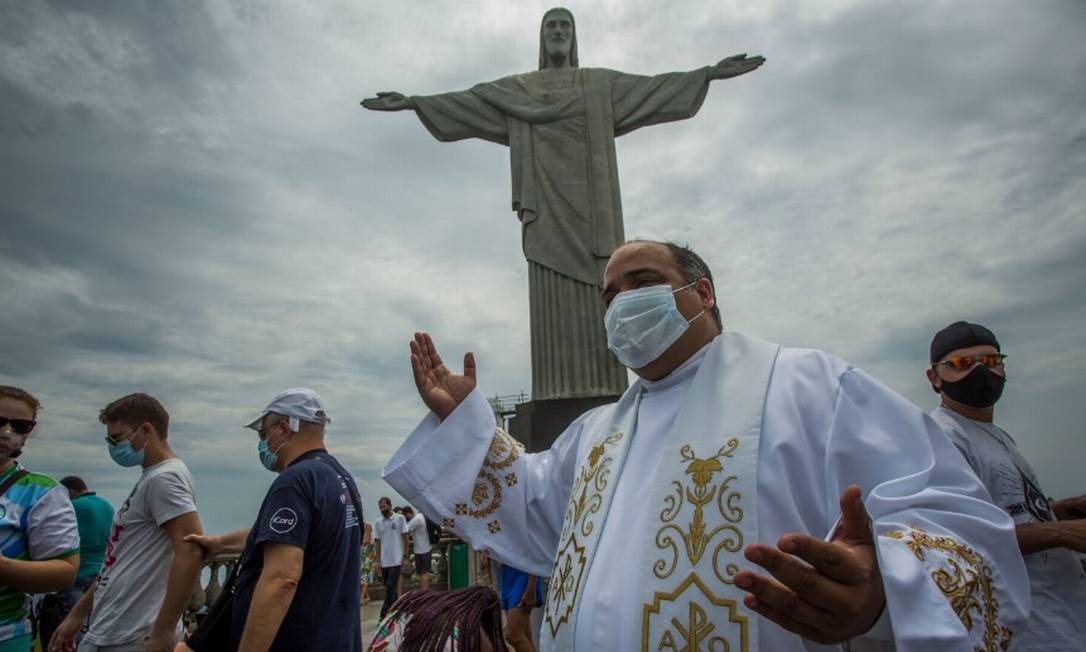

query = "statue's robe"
[[411, 67, 713, 399], [385, 334, 1031, 651]]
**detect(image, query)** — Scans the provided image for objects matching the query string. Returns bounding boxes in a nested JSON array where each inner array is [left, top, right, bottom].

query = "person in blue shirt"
[[185, 388, 362, 652]]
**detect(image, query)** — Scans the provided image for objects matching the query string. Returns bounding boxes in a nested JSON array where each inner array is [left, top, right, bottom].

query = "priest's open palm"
[[410, 331, 477, 420], [710, 53, 766, 80], [734, 485, 885, 645], [361, 91, 413, 111]]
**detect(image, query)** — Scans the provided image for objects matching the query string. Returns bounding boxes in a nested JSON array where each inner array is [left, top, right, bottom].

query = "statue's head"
[[538, 7, 578, 70]]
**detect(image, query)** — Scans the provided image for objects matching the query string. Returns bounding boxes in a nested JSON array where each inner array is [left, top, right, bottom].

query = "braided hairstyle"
[[387, 586, 506, 652]]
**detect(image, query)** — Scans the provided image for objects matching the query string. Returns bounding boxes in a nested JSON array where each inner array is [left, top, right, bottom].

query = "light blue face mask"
[[604, 281, 705, 369], [107, 428, 146, 468], [257, 425, 290, 473]]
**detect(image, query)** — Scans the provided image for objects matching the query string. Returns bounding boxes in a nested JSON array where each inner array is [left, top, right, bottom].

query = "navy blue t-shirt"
[[232, 450, 363, 651]]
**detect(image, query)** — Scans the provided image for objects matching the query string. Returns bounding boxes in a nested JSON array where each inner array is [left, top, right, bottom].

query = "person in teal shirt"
[[59, 477, 113, 582], [37, 477, 115, 647]]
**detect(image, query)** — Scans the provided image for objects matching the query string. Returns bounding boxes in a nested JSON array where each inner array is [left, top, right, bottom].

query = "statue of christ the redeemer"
[[362, 7, 764, 401]]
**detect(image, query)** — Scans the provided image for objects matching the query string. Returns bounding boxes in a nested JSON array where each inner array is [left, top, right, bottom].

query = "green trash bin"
[[448, 542, 469, 590]]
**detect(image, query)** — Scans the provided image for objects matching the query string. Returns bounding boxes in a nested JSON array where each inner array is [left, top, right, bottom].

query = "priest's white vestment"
[[384, 333, 1030, 651]]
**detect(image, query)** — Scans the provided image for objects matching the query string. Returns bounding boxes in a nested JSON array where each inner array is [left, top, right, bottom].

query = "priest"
[[384, 239, 1030, 651]]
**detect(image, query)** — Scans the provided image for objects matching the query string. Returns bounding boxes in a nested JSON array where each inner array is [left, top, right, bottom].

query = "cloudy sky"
[[2, 0, 1084, 534]]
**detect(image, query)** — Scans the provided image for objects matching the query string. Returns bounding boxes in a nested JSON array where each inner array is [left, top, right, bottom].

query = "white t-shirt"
[[932, 406, 1086, 651], [406, 513, 432, 554], [374, 513, 407, 568], [85, 458, 197, 645]]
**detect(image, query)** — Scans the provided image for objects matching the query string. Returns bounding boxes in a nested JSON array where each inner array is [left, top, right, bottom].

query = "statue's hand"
[[410, 332, 477, 421], [710, 53, 766, 80], [361, 91, 413, 111]]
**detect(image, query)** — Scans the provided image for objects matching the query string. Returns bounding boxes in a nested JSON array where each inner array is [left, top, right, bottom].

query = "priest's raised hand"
[[409, 331, 476, 421], [734, 485, 885, 645]]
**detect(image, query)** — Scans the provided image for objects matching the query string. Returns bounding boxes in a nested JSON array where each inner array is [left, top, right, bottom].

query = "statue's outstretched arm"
[[709, 53, 765, 81], [361, 91, 416, 111]]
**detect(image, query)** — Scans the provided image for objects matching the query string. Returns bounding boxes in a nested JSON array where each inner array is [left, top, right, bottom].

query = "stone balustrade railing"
[[183, 554, 240, 634], [189, 554, 240, 611]]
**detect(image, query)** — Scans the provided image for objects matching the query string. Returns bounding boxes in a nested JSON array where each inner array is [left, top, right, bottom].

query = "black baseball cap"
[[930, 321, 1000, 364]]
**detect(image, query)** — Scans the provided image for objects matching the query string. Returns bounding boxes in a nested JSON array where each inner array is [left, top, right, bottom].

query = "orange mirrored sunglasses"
[[935, 353, 1006, 371]]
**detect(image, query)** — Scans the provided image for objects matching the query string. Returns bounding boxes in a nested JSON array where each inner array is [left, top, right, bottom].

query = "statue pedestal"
[[508, 395, 620, 452]]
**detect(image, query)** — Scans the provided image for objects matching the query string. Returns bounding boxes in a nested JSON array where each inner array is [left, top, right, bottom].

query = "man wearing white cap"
[[184, 388, 363, 652]]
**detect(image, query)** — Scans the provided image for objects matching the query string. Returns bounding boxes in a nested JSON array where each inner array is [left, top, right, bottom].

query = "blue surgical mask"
[[257, 440, 277, 471], [107, 435, 145, 468], [257, 429, 289, 473], [604, 281, 705, 369]]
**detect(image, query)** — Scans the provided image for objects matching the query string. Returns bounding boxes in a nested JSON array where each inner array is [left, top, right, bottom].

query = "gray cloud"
[[3, 0, 1084, 534]]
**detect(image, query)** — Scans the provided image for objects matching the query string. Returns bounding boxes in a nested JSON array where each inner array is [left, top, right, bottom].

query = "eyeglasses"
[[934, 354, 1007, 371], [0, 417, 36, 435], [104, 426, 140, 446], [256, 419, 284, 441]]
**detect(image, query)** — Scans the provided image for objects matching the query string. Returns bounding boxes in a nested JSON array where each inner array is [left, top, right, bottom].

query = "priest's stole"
[[542, 332, 780, 652]]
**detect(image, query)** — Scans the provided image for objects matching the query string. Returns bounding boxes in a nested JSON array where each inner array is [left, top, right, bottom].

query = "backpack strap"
[[322, 457, 363, 522], [287, 449, 364, 527], [0, 468, 29, 498]]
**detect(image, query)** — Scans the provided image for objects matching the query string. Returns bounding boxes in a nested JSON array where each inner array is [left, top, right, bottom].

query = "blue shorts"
[[499, 565, 545, 610]]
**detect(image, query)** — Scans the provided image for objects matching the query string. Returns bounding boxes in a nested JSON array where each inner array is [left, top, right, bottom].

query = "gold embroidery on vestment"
[[485, 428, 521, 471], [641, 572, 747, 652], [653, 440, 745, 584], [885, 527, 1012, 651], [455, 428, 524, 533], [463, 471, 502, 518], [544, 431, 624, 637]]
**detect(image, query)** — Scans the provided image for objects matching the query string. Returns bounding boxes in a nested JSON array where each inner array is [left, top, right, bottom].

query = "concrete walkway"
[[361, 599, 383, 645]]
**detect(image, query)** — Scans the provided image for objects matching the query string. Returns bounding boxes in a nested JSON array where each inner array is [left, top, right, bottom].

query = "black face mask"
[[940, 366, 1006, 408]]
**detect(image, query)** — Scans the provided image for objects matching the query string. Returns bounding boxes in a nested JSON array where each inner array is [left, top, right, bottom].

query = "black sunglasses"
[[0, 417, 36, 435]]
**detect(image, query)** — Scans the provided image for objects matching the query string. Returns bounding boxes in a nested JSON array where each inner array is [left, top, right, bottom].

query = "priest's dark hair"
[[627, 239, 724, 331], [538, 7, 578, 70], [383, 586, 506, 651]]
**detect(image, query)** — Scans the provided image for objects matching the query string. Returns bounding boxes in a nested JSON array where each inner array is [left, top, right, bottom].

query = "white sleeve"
[[928, 410, 984, 477], [398, 514, 407, 534], [824, 368, 1030, 650], [28, 485, 80, 560], [383, 389, 586, 577], [147, 468, 198, 526]]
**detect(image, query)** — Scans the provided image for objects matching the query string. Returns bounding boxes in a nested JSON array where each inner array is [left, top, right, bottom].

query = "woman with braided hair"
[[368, 585, 505, 652]]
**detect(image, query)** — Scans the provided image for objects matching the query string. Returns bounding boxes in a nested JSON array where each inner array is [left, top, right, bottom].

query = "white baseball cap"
[[245, 387, 330, 432]]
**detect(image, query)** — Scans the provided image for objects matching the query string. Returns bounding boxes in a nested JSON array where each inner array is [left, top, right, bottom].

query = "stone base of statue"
[[508, 394, 621, 453], [528, 262, 629, 400]]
